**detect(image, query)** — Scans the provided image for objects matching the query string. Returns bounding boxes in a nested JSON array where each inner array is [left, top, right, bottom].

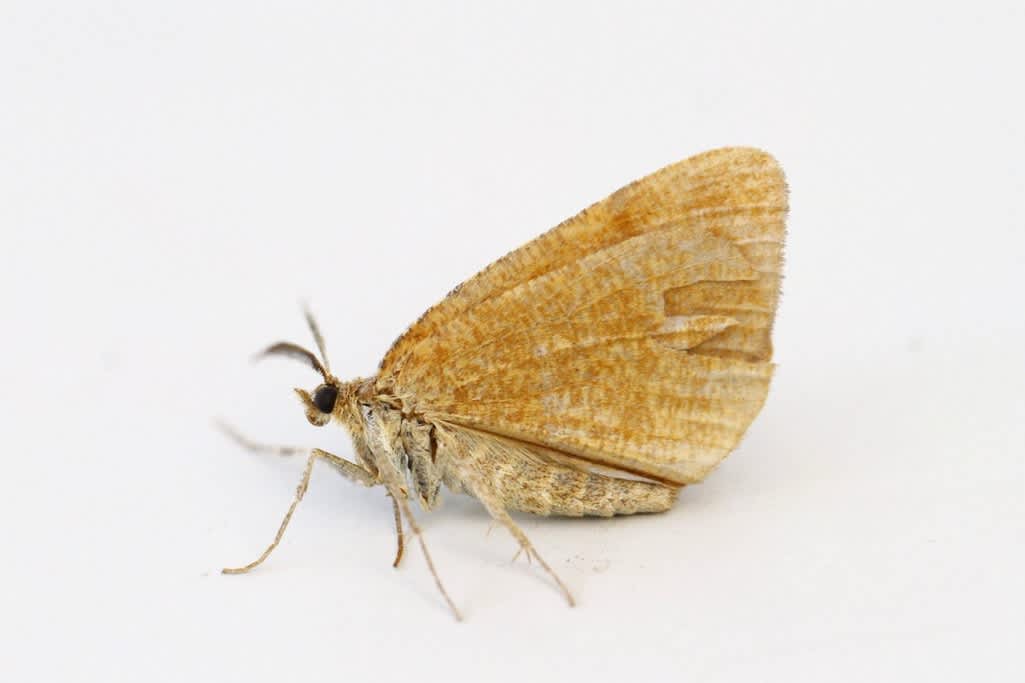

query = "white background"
[[2, 2, 1022, 681]]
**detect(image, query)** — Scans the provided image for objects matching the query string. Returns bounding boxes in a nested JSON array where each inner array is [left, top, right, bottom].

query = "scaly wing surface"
[[377, 148, 787, 485]]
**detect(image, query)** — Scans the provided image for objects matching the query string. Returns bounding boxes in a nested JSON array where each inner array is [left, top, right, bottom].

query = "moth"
[[222, 147, 788, 620]]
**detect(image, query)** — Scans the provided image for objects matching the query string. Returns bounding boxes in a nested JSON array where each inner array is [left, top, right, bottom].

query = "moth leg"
[[434, 428, 575, 605], [370, 460, 461, 619], [217, 420, 375, 486], [314, 448, 377, 487], [222, 448, 374, 575], [216, 419, 305, 457], [385, 478, 462, 620], [388, 493, 405, 568], [475, 487, 575, 607]]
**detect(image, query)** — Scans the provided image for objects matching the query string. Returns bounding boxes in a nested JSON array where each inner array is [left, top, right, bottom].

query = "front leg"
[[217, 422, 407, 563], [221, 447, 375, 574], [217, 420, 376, 486]]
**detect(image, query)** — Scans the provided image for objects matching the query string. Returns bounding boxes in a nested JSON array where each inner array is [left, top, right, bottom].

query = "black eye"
[[312, 385, 338, 414]]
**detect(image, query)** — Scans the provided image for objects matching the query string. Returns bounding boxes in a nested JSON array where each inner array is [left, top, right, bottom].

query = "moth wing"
[[377, 148, 786, 485]]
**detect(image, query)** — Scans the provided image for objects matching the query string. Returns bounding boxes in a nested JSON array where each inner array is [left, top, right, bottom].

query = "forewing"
[[377, 148, 786, 485]]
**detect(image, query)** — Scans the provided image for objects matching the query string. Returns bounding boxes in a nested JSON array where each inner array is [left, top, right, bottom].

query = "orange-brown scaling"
[[222, 147, 788, 620]]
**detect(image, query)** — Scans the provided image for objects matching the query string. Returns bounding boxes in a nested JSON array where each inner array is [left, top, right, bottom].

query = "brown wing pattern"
[[377, 148, 787, 485]]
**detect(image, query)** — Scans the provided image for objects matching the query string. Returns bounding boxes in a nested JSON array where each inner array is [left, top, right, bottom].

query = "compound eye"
[[312, 384, 339, 414]]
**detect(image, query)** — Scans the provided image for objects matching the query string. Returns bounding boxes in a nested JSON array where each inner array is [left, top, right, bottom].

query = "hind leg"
[[472, 484, 576, 606], [438, 425, 683, 605]]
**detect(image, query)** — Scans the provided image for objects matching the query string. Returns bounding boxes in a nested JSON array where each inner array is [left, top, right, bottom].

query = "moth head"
[[294, 383, 338, 427], [255, 307, 341, 428]]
